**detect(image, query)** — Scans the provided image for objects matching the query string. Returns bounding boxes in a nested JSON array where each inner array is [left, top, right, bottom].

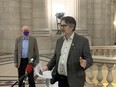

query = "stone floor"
[[0, 53, 116, 87]]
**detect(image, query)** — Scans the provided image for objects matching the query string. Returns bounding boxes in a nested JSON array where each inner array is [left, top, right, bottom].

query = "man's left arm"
[[82, 38, 93, 69], [34, 38, 39, 66]]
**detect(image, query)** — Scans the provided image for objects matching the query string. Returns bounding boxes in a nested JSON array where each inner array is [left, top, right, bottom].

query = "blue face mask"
[[23, 31, 29, 36]]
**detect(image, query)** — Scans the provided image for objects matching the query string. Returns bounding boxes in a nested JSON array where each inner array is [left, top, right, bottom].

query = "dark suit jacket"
[[47, 33, 93, 87], [14, 36, 39, 68]]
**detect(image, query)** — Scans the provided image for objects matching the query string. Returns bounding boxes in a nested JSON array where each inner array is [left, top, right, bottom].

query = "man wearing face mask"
[[14, 25, 39, 87]]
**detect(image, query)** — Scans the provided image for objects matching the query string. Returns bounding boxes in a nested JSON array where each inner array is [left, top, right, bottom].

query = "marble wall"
[[0, 0, 115, 54], [0, 0, 21, 53]]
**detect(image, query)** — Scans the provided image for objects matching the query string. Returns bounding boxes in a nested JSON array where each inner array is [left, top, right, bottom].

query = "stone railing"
[[86, 46, 116, 87], [90, 46, 116, 57]]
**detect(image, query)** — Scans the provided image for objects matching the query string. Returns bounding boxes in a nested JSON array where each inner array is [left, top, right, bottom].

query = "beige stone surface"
[[0, 0, 115, 54]]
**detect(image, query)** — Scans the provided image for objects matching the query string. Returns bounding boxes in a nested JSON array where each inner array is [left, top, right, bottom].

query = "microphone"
[[29, 58, 34, 64], [19, 58, 34, 81], [25, 58, 34, 75], [25, 64, 33, 73]]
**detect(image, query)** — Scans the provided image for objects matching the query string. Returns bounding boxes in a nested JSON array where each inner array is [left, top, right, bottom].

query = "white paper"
[[35, 65, 52, 79]]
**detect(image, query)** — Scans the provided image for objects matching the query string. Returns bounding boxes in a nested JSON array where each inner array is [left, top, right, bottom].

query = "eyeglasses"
[[60, 24, 68, 28]]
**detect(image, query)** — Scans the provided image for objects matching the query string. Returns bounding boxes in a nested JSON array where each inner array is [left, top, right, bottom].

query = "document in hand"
[[35, 64, 52, 79]]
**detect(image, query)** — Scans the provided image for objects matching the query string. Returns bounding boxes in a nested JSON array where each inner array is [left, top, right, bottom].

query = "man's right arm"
[[42, 39, 60, 71]]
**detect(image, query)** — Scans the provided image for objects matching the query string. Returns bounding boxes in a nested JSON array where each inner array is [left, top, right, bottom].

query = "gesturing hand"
[[42, 66, 48, 71], [80, 57, 87, 69]]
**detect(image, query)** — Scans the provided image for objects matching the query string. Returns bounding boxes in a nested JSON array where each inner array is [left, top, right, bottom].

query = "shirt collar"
[[22, 36, 29, 40], [63, 32, 74, 40]]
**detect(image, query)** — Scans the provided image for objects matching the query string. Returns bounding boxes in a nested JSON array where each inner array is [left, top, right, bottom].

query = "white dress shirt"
[[58, 33, 74, 76]]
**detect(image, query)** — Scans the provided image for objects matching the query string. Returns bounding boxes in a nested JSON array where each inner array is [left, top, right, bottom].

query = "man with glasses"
[[43, 16, 93, 87]]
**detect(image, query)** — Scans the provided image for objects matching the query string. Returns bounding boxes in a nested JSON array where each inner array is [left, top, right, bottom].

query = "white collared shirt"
[[58, 32, 74, 76]]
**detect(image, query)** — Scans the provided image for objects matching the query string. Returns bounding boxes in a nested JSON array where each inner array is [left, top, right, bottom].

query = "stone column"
[[32, 0, 48, 30], [20, 0, 32, 28], [0, 0, 20, 53], [79, 0, 87, 31], [93, 0, 113, 45], [96, 63, 103, 87], [106, 64, 114, 87], [76, 0, 92, 45], [32, 0, 51, 54], [87, 0, 94, 44], [113, 0, 116, 44], [0, 0, 4, 52]]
